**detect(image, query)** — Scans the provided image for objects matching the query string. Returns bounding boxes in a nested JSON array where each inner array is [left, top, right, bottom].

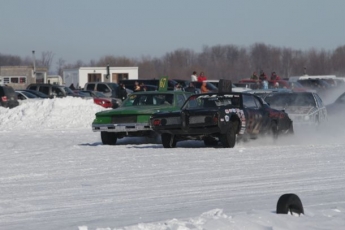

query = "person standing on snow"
[[117, 83, 128, 101], [250, 72, 258, 80], [134, 81, 141, 92], [259, 71, 268, 89], [270, 71, 280, 81], [197, 72, 207, 82], [191, 71, 198, 81]]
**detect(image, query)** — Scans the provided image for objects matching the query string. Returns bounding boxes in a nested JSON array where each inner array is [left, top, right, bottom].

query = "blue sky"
[[1, 0, 344, 68]]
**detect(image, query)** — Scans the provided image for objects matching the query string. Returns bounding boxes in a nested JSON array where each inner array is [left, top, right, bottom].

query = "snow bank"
[[0, 97, 106, 131], [82, 208, 345, 230]]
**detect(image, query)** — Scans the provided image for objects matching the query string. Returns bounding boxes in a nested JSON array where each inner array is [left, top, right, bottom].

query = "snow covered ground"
[[1, 97, 345, 230]]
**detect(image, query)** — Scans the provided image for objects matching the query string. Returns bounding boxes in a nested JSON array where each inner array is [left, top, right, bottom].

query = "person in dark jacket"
[[117, 83, 128, 101], [185, 82, 197, 93]]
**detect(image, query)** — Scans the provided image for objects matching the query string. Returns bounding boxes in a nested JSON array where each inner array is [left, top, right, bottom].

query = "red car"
[[93, 97, 114, 108], [75, 90, 121, 109]]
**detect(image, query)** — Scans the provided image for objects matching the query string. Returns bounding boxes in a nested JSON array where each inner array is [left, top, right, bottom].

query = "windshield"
[[108, 83, 119, 91], [182, 94, 241, 109], [122, 93, 174, 107], [22, 91, 37, 98], [64, 87, 74, 95], [265, 93, 316, 107], [94, 91, 106, 97]]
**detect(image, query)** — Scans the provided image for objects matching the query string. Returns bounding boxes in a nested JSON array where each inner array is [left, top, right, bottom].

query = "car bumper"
[[92, 123, 151, 132], [152, 125, 221, 135]]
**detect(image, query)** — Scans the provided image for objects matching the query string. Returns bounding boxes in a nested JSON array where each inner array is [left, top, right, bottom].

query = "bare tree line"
[[1, 43, 345, 81]]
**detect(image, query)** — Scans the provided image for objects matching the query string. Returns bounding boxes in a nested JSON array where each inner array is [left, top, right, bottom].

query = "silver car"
[[265, 92, 327, 126]]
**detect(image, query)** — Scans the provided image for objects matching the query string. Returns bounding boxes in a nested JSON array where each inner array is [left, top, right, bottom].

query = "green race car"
[[92, 90, 193, 145]]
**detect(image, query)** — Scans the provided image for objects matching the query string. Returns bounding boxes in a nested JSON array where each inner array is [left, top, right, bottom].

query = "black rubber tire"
[[101, 132, 117, 145], [287, 123, 294, 134], [220, 122, 237, 148], [204, 137, 219, 146], [271, 121, 279, 139], [276, 193, 304, 215], [161, 133, 177, 148]]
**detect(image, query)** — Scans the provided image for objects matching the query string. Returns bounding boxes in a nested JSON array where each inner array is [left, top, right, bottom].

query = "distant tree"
[[331, 45, 345, 75], [3, 43, 345, 80], [0, 53, 23, 66], [305, 49, 331, 75], [250, 43, 271, 74], [161, 49, 196, 79], [40, 51, 55, 73], [138, 56, 160, 79], [97, 55, 136, 67], [56, 58, 66, 77]]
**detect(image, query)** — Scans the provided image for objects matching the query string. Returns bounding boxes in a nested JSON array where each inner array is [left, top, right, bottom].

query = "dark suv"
[[0, 85, 20, 108], [26, 84, 67, 98]]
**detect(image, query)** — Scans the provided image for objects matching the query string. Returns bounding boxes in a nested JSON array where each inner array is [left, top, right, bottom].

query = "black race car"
[[150, 92, 293, 148]]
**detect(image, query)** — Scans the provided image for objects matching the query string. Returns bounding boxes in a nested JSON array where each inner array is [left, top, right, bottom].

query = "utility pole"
[[32, 50, 36, 79], [106, 63, 110, 79]]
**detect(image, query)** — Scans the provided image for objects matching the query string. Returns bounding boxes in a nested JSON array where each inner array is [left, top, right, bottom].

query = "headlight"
[[304, 115, 310, 121]]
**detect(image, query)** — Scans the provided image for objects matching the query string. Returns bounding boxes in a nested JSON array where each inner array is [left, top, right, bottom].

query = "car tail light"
[[153, 119, 161, 126], [213, 116, 218, 123], [1, 96, 8, 102]]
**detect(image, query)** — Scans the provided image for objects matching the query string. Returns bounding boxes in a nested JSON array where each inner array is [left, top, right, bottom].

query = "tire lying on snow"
[[276, 193, 304, 215]]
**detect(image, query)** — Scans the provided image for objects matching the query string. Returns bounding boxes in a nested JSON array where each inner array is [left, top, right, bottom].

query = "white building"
[[63, 66, 138, 88]]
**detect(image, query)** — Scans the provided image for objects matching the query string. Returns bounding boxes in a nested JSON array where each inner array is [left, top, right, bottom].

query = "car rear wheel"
[[161, 133, 177, 148], [220, 121, 237, 148], [287, 123, 294, 134], [101, 132, 117, 145], [271, 121, 279, 139]]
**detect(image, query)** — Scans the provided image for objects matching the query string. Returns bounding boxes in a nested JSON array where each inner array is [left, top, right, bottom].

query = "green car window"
[[121, 93, 174, 107]]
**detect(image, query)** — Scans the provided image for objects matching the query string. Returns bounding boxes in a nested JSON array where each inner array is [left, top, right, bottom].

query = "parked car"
[[185, 81, 218, 93], [84, 82, 120, 98], [23, 89, 49, 98], [239, 79, 309, 92], [119, 79, 178, 91], [150, 92, 293, 148], [247, 88, 293, 100], [63, 87, 81, 97], [92, 90, 193, 145], [26, 84, 68, 98], [199, 80, 250, 92], [264, 92, 327, 126], [15, 90, 41, 100], [80, 90, 122, 109], [93, 97, 114, 109], [326, 92, 345, 116], [0, 85, 19, 108]]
